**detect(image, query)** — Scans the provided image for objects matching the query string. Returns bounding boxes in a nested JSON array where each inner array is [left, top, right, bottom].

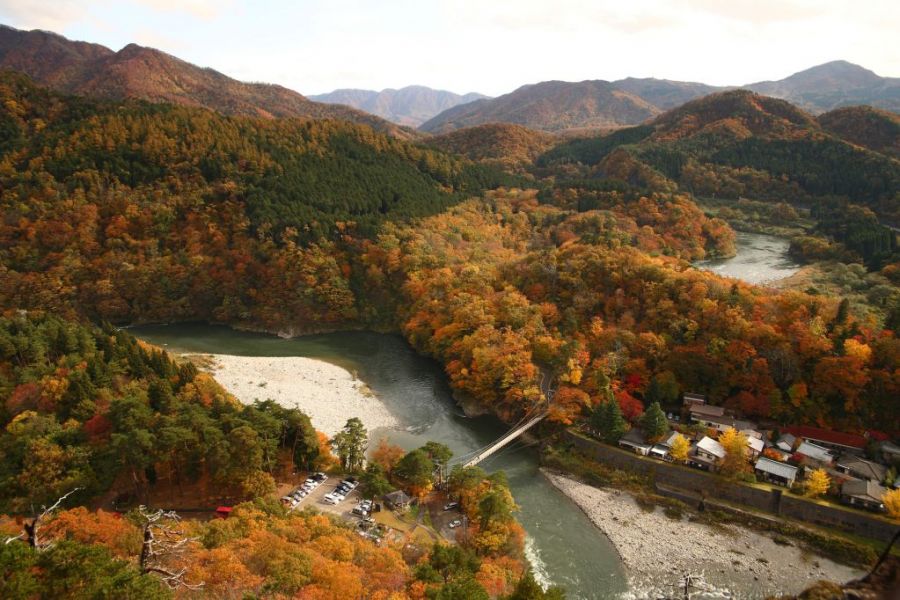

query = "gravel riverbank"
[[194, 354, 399, 436], [543, 471, 863, 598]]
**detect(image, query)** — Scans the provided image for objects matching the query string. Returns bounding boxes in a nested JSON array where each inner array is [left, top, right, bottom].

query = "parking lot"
[[282, 474, 369, 519]]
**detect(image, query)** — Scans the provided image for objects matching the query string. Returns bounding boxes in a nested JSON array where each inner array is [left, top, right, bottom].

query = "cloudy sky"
[[1, 0, 898, 96]]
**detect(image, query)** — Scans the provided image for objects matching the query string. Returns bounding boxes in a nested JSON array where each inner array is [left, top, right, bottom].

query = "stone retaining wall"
[[564, 430, 899, 543]]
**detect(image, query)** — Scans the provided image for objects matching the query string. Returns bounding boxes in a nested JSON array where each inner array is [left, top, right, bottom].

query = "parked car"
[[313, 472, 328, 482], [448, 519, 462, 529], [443, 502, 459, 511]]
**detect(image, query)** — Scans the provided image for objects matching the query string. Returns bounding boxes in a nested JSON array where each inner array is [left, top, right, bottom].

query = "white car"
[[448, 519, 462, 529]]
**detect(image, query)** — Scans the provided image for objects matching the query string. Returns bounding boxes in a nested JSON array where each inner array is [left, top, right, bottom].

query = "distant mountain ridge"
[[0, 24, 414, 138], [310, 85, 487, 127], [744, 60, 900, 114], [422, 61, 900, 134]]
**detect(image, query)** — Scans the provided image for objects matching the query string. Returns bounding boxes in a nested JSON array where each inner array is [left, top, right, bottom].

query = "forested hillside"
[[0, 71, 516, 328], [537, 91, 900, 226]]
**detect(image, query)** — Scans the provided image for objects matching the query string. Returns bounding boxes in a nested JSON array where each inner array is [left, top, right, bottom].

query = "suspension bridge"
[[439, 371, 554, 479]]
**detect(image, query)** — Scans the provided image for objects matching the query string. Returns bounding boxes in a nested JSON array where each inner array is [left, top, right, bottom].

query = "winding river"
[[132, 233, 800, 598], [696, 231, 800, 284], [133, 325, 629, 599]]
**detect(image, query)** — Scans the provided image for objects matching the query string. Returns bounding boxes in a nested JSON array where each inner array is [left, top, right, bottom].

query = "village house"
[[877, 441, 900, 466], [688, 404, 725, 422], [775, 433, 797, 453], [618, 428, 652, 456], [649, 444, 672, 461], [840, 480, 887, 512], [835, 456, 888, 483], [683, 393, 706, 408], [383, 490, 412, 511], [688, 436, 725, 471], [661, 431, 683, 448], [692, 412, 757, 434], [796, 441, 835, 466], [745, 435, 765, 460], [783, 425, 867, 454], [754, 457, 798, 487]]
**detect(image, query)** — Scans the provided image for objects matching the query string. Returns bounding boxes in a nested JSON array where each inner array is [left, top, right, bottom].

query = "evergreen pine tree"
[[640, 401, 668, 442]]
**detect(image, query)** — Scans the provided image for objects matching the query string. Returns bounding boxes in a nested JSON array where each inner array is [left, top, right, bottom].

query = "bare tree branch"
[[4, 488, 82, 550], [137, 505, 203, 589]]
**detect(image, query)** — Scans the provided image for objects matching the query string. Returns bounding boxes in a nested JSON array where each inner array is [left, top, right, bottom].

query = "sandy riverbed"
[[543, 471, 864, 599], [194, 354, 399, 436]]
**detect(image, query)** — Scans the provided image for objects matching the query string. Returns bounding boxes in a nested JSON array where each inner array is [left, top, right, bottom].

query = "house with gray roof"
[[836, 456, 887, 483], [618, 428, 652, 456], [840, 480, 887, 512], [688, 436, 725, 472], [754, 457, 798, 487], [776, 433, 797, 453], [796, 441, 834, 466]]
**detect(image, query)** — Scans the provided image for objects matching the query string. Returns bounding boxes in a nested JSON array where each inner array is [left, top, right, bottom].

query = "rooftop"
[[796, 441, 835, 463], [695, 436, 726, 459], [836, 456, 888, 482], [689, 404, 725, 418], [754, 457, 798, 480], [783, 425, 867, 450], [841, 480, 887, 502]]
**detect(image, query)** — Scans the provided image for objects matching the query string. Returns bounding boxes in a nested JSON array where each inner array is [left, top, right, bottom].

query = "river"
[[696, 231, 800, 284], [132, 324, 629, 599]]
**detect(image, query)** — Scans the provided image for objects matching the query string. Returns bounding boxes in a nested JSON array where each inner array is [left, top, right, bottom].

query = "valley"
[[0, 12, 898, 600]]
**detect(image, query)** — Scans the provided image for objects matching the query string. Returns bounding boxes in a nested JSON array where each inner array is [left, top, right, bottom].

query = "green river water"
[[132, 232, 799, 598], [132, 324, 629, 599]]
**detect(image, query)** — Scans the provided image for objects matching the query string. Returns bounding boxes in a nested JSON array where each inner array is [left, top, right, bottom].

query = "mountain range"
[[421, 62, 900, 133], [310, 86, 487, 127], [0, 24, 413, 139], [2, 24, 899, 138]]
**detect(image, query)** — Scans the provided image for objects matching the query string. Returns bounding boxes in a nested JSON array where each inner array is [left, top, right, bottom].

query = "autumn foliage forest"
[[1, 69, 899, 597]]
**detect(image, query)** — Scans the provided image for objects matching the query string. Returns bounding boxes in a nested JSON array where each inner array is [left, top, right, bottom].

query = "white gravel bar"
[[543, 471, 863, 598], [198, 354, 398, 436]]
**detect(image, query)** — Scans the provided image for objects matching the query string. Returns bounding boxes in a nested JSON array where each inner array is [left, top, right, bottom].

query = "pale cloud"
[[0, 0, 90, 30], [133, 0, 230, 20]]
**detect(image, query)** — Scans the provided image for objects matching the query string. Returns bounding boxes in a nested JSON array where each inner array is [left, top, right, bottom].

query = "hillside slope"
[[538, 90, 900, 223], [426, 123, 556, 170], [818, 105, 900, 158], [0, 24, 413, 138], [311, 85, 487, 127]]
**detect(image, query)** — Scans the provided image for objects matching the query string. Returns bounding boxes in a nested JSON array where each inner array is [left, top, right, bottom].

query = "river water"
[[131, 234, 801, 597], [696, 231, 800, 284], [132, 324, 629, 599]]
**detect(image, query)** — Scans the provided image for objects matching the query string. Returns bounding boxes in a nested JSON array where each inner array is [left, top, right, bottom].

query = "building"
[[840, 480, 887, 512], [776, 433, 797, 453], [649, 444, 672, 461], [782, 425, 867, 453], [689, 404, 725, 421], [618, 428, 652, 456], [877, 441, 900, 466], [754, 457, 798, 487], [689, 436, 725, 471], [661, 431, 682, 448], [796, 441, 835, 466], [835, 456, 887, 483], [383, 490, 412, 511], [692, 413, 757, 434], [745, 436, 765, 460], [683, 393, 706, 407]]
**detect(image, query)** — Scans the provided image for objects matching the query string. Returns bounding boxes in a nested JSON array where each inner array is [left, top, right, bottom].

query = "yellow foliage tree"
[[883, 488, 900, 520], [719, 428, 750, 477], [803, 468, 831, 498], [669, 433, 690, 463]]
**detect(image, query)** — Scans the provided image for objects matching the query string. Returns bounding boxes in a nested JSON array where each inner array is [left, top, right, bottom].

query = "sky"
[[1, 0, 899, 97]]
